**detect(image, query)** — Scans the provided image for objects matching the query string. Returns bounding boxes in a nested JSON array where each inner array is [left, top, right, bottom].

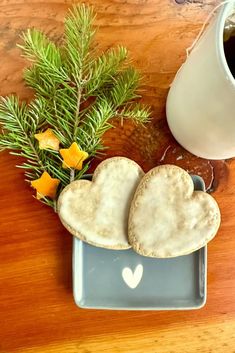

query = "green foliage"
[[0, 4, 151, 208], [64, 4, 96, 83]]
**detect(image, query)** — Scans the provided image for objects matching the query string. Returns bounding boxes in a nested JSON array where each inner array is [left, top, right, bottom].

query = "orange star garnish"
[[59, 142, 88, 170], [34, 128, 60, 151], [31, 171, 60, 200]]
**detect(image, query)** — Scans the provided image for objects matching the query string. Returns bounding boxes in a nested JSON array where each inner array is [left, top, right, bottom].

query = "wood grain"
[[1, 1, 235, 353]]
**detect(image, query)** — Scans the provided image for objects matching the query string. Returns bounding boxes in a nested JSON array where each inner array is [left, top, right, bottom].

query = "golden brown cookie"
[[128, 165, 220, 258], [58, 157, 144, 249]]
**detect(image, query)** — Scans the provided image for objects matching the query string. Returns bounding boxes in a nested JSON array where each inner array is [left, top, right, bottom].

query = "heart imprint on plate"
[[128, 164, 221, 258], [57, 157, 144, 249], [122, 264, 143, 289]]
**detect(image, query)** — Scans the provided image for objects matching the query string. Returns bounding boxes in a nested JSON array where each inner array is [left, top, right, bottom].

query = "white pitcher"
[[166, 1, 235, 160]]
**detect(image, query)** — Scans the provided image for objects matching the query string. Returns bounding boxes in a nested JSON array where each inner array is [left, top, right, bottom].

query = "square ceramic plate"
[[73, 175, 207, 310]]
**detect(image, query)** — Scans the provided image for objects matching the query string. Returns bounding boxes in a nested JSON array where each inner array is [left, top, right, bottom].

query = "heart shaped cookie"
[[57, 157, 144, 249], [128, 165, 220, 258]]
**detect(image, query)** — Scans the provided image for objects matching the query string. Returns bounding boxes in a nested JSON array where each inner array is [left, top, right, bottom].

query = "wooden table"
[[1, 1, 235, 352]]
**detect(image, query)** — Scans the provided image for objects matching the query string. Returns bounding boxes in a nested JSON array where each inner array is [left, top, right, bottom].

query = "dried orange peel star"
[[34, 128, 60, 151], [31, 171, 60, 199], [59, 142, 88, 170]]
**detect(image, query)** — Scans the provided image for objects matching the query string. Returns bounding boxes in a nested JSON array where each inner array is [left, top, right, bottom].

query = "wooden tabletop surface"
[[1, 1, 235, 352]]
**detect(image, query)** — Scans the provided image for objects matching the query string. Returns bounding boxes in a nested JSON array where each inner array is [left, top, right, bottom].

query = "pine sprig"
[[0, 96, 73, 189], [109, 67, 140, 106], [19, 29, 68, 82], [0, 4, 151, 208], [64, 4, 96, 83], [85, 46, 128, 96], [78, 98, 113, 154], [119, 102, 151, 123], [0, 96, 46, 175]]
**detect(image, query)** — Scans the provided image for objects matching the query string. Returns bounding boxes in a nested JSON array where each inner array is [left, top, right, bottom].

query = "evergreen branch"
[[0, 96, 28, 134], [64, 4, 95, 84], [64, 4, 96, 138], [27, 97, 48, 129], [46, 160, 70, 185], [84, 99, 114, 138], [0, 4, 151, 208], [0, 135, 19, 151], [118, 102, 151, 123], [24, 65, 55, 97], [77, 99, 113, 153], [75, 128, 100, 156], [0, 97, 71, 196], [0, 96, 46, 171], [19, 29, 68, 82], [109, 67, 140, 107], [85, 46, 128, 96]]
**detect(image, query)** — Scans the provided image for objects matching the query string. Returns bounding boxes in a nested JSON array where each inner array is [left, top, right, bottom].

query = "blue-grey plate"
[[73, 175, 207, 310]]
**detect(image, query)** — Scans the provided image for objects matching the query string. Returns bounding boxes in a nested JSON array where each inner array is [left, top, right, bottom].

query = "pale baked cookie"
[[58, 157, 144, 249], [128, 165, 220, 258]]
